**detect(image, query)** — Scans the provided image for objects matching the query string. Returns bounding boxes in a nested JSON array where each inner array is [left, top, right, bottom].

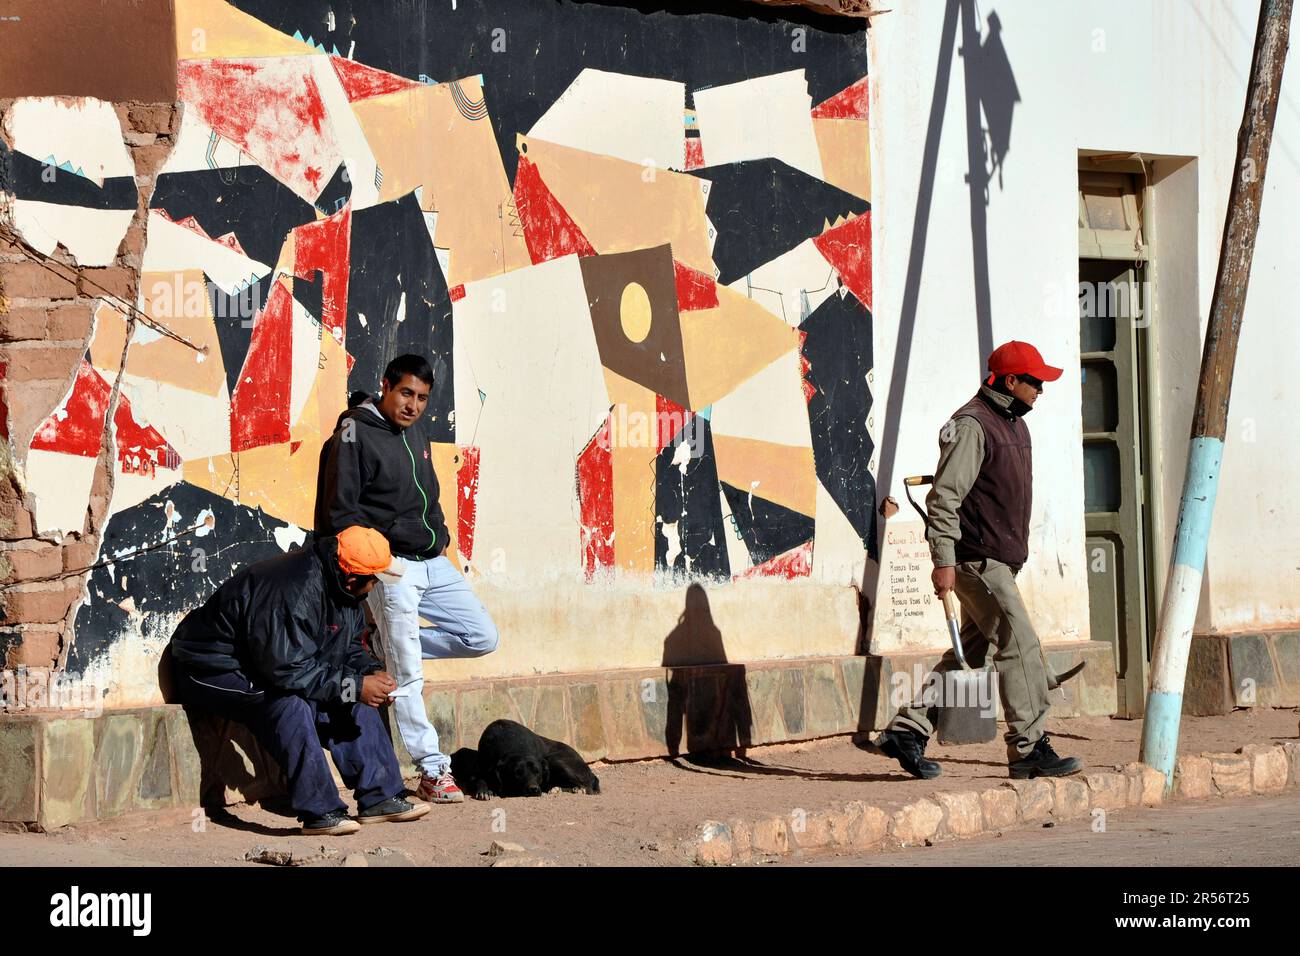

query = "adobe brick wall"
[[0, 97, 178, 684]]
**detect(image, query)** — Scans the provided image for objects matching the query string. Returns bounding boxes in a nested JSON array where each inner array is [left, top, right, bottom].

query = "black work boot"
[[1008, 734, 1083, 779], [876, 728, 941, 779]]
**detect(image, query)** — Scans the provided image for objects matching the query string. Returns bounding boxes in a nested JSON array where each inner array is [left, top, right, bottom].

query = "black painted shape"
[[691, 158, 869, 285], [720, 481, 814, 567], [206, 271, 272, 398], [66, 483, 297, 676], [1, 146, 137, 209], [313, 162, 352, 218], [151, 166, 316, 268], [229, 0, 867, 182], [292, 266, 325, 329], [347, 191, 454, 441], [800, 289, 877, 559], [654, 415, 729, 582]]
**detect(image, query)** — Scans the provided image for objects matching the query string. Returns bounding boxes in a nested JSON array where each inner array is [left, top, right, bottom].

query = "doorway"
[[1078, 165, 1154, 717]]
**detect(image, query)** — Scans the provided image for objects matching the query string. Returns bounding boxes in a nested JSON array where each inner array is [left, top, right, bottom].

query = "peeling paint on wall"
[[3, 0, 873, 698]]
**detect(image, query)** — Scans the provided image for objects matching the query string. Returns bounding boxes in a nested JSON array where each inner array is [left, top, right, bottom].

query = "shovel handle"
[[940, 591, 972, 670], [941, 590, 959, 622]]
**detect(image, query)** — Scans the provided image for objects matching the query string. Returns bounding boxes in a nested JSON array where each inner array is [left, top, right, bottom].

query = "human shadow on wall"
[[662, 583, 753, 762], [861, 1, 1019, 737]]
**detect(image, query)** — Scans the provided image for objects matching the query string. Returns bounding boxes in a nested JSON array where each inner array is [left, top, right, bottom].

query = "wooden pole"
[[1140, 0, 1292, 791]]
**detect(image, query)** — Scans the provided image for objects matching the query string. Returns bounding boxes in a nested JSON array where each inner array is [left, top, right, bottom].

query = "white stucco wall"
[[868, 0, 1300, 652]]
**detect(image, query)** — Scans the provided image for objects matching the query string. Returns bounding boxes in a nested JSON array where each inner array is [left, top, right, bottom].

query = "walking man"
[[876, 341, 1084, 780], [170, 527, 430, 835], [316, 354, 499, 804]]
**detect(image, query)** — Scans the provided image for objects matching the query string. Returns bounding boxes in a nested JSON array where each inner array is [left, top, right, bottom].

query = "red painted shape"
[[512, 155, 597, 264], [177, 58, 335, 200], [813, 211, 872, 312], [32, 361, 179, 473], [811, 76, 869, 121], [457, 446, 481, 562], [798, 330, 816, 404], [329, 55, 422, 102], [292, 204, 352, 343], [576, 415, 615, 582], [736, 539, 814, 581], [290, 440, 304, 455], [673, 259, 719, 312], [230, 283, 294, 453], [31, 361, 110, 458], [655, 394, 691, 453], [345, 352, 356, 375], [115, 392, 180, 476], [684, 138, 705, 171], [214, 233, 249, 257], [449, 284, 466, 302]]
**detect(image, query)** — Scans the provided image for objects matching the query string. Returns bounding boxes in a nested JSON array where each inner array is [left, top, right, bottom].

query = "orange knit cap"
[[336, 526, 403, 580]]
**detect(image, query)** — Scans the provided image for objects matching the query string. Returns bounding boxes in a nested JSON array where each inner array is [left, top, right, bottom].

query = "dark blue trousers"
[[176, 666, 404, 820]]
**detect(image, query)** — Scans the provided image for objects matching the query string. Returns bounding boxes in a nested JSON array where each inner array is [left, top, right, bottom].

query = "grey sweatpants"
[[888, 557, 1051, 760]]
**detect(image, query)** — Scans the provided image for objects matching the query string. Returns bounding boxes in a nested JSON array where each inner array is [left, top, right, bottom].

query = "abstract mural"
[[2, 0, 874, 677]]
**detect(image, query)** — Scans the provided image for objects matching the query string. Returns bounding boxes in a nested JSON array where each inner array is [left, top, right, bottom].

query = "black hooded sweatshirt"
[[169, 537, 379, 703], [314, 400, 449, 561]]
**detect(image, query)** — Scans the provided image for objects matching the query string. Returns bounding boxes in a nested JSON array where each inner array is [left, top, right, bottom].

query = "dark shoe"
[[1047, 661, 1086, 690], [301, 809, 361, 836], [876, 729, 942, 779], [1009, 734, 1083, 779], [357, 796, 431, 824]]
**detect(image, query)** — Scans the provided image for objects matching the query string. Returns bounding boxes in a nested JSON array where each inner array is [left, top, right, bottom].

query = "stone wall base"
[[1, 646, 1113, 829], [1183, 630, 1300, 715]]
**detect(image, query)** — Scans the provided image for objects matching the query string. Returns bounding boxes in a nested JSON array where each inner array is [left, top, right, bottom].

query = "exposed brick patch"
[[0, 260, 77, 300], [0, 541, 63, 581], [0, 305, 48, 341], [77, 266, 136, 302], [0, 579, 83, 626]]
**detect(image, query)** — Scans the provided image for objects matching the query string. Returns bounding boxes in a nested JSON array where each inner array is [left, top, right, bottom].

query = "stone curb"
[[688, 741, 1300, 865]]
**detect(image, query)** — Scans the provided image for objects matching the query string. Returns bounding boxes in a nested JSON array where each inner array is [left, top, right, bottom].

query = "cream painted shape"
[[727, 236, 840, 327], [708, 348, 813, 449], [692, 70, 824, 181], [143, 212, 273, 296], [160, 108, 247, 174], [452, 256, 610, 583], [9, 97, 134, 185], [528, 68, 686, 171], [11, 201, 134, 267], [26, 450, 97, 535]]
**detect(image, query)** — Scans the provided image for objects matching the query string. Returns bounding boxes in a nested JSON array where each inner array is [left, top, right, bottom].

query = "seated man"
[[169, 525, 429, 836]]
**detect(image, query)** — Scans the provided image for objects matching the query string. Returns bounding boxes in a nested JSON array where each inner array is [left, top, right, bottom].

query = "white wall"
[[868, 0, 1300, 652]]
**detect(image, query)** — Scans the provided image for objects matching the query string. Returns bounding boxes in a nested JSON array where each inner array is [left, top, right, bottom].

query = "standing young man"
[[875, 341, 1084, 781], [316, 354, 499, 803]]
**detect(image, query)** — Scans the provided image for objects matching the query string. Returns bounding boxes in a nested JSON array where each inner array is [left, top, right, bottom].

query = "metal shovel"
[[902, 476, 998, 744]]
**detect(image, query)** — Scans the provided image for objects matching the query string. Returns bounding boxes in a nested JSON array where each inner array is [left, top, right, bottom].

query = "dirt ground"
[[1, 709, 1295, 867]]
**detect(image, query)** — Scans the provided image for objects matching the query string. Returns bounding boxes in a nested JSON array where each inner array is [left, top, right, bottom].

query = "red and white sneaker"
[[416, 772, 465, 804]]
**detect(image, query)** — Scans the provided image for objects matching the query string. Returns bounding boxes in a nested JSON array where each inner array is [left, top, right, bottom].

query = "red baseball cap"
[[986, 341, 1063, 384]]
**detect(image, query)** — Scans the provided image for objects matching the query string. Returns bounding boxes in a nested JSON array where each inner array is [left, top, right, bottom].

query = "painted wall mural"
[[4, 0, 873, 681]]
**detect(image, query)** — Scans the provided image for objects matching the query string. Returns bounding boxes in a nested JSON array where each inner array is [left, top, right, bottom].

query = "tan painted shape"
[[350, 80, 527, 285], [602, 368, 657, 576], [175, 0, 319, 60], [712, 435, 817, 517], [812, 117, 871, 201], [680, 284, 799, 409], [89, 276, 225, 397], [520, 135, 715, 276], [184, 440, 319, 530]]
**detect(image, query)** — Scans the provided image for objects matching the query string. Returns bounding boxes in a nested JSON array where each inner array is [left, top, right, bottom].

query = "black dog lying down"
[[450, 719, 601, 799]]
